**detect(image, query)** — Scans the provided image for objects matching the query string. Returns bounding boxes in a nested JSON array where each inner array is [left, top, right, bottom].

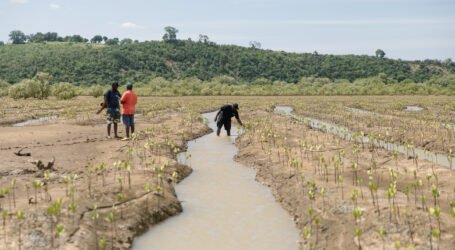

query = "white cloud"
[[49, 3, 61, 9], [10, 0, 29, 4], [121, 22, 142, 29]]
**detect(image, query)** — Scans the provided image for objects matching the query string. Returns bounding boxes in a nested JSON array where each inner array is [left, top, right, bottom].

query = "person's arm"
[[96, 93, 108, 114], [214, 109, 221, 122], [120, 93, 126, 105], [234, 111, 243, 126]]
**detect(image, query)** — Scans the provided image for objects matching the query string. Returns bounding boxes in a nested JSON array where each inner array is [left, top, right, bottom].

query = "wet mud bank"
[[0, 112, 212, 250], [234, 108, 455, 249]]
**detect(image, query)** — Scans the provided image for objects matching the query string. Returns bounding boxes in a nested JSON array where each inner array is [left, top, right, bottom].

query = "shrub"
[[7, 78, 51, 99], [32, 72, 51, 99], [88, 85, 104, 98], [0, 80, 10, 96], [8, 82, 28, 99], [252, 77, 273, 85], [212, 75, 238, 85], [52, 82, 77, 99]]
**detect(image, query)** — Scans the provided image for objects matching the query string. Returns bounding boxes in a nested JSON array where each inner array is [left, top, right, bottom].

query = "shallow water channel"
[[13, 115, 59, 127], [133, 111, 299, 250], [275, 106, 454, 170]]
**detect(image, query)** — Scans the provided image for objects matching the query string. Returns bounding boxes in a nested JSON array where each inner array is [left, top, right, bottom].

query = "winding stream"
[[275, 106, 454, 170], [133, 111, 299, 250]]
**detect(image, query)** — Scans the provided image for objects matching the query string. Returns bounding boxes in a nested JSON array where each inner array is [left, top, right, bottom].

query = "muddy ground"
[[236, 109, 455, 249], [2, 96, 455, 250], [0, 111, 210, 249]]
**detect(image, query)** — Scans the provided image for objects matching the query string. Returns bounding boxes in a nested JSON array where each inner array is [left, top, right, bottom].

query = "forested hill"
[[0, 40, 454, 85]]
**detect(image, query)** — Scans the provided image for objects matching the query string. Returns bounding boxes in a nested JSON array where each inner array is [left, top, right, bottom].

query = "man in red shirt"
[[120, 83, 138, 140]]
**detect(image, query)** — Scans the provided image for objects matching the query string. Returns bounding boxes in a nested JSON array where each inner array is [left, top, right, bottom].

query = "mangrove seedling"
[[15, 210, 25, 250]]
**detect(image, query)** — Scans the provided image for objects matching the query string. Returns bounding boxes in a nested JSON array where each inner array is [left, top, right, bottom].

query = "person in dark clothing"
[[96, 82, 122, 138], [214, 103, 243, 136]]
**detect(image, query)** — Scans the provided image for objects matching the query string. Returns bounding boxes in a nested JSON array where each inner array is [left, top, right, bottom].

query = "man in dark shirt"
[[96, 82, 122, 138], [214, 103, 243, 136]]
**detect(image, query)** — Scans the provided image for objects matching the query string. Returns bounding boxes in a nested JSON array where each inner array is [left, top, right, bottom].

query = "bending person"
[[214, 103, 243, 136]]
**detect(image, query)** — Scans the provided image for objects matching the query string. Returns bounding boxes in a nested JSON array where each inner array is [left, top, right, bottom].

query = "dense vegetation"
[[1, 31, 455, 84], [1, 29, 455, 97]]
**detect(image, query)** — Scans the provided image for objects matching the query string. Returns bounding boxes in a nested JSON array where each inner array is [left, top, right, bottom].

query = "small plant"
[[15, 210, 25, 250], [378, 227, 386, 250], [10, 178, 16, 208], [354, 228, 362, 250], [32, 180, 43, 204], [2, 210, 8, 245], [98, 238, 107, 250]]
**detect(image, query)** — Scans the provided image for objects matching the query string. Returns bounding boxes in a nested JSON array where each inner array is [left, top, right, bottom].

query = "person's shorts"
[[122, 114, 135, 127], [106, 108, 121, 124], [217, 119, 231, 131]]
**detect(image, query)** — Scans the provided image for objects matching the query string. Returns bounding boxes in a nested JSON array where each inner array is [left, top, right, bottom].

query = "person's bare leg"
[[114, 123, 120, 138], [107, 124, 111, 137], [131, 125, 135, 135], [125, 126, 130, 138]]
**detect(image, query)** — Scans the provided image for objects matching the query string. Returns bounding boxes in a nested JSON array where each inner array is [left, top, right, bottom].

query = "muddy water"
[[275, 106, 454, 170], [133, 112, 299, 250]]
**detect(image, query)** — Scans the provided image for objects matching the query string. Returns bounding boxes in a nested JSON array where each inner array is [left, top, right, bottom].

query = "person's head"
[[112, 82, 119, 91], [126, 82, 133, 90], [233, 103, 239, 110]]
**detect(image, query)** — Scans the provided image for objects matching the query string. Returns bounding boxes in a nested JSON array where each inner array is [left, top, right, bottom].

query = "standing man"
[[214, 103, 243, 136], [120, 82, 138, 140], [97, 82, 121, 139]]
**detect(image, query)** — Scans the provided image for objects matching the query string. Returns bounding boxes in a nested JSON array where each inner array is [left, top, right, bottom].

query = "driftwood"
[[29, 157, 56, 171], [14, 148, 31, 157]]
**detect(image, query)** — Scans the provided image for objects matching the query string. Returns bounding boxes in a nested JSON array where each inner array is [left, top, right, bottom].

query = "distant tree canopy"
[[162, 26, 178, 42], [249, 41, 262, 49], [105, 38, 119, 45], [376, 49, 386, 59], [198, 34, 210, 44], [0, 30, 454, 86], [90, 35, 103, 44], [9, 30, 27, 44]]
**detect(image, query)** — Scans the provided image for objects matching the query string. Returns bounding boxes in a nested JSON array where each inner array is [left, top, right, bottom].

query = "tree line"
[[0, 28, 454, 87]]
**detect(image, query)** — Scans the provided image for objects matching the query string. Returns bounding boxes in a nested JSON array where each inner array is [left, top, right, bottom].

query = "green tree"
[[375, 49, 386, 59], [9, 30, 27, 44], [198, 34, 210, 44], [0, 41, 4, 46], [28, 32, 50, 43], [91, 35, 103, 44], [44, 32, 59, 41], [162, 26, 178, 42], [68, 35, 86, 43], [120, 38, 133, 45], [105, 38, 119, 45], [249, 41, 261, 49]]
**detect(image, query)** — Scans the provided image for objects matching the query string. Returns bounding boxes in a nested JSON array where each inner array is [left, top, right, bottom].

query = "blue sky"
[[1, 0, 454, 60]]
